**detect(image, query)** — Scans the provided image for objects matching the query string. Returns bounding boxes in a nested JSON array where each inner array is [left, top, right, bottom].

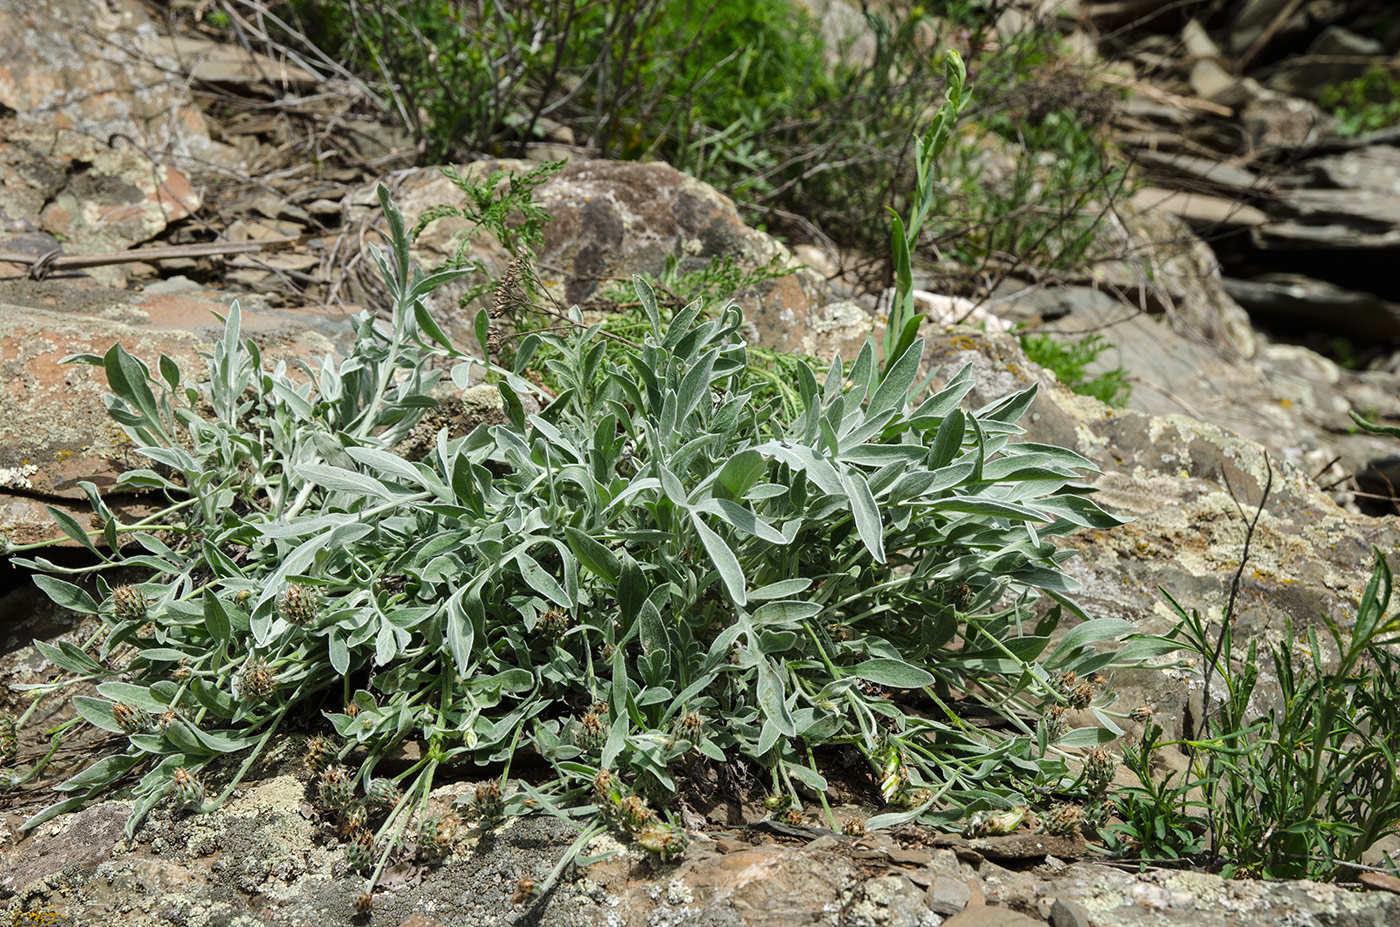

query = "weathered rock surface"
[[393, 159, 835, 353], [0, 281, 351, 545]]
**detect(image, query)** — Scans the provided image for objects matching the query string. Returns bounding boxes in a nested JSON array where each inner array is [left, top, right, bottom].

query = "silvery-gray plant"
[[5, 188, 1152, 896]]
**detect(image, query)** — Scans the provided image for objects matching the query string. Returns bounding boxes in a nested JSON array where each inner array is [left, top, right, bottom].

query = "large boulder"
[[391, 160, 836, 354]]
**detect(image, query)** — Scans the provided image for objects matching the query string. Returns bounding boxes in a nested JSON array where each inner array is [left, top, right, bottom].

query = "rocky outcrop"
[[394, 159, 836, 353]]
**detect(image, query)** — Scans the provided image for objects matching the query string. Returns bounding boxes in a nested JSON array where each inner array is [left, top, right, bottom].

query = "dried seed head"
[[277, 584, 319, 626], [782, 808, 803, 826], [636, 822, 687, 861], [0, 767, 19, 792], [511, 877, 538, 906], [112, 701, 152, 735], [1068, 682, 1095, 710], [1043, 704, 1068, 742], [841, 818, 866, 837], [858, 679, 887, 699], [616, 795, 654, 834], [235, 657, 277, 705], [677, 712, 703, 741], [965, 807, 1027, 837], [345, 827, 375, 872], [365, 777, 401, 808], [593, 769, 616, 802], [171, 658, 191, 682], [337, 802, 369, 838], [1041, 802, 1083, 836], [354, 893, 373, 915], [304, 734, 335, 774], [112, 585, 148, 622], [1129, 704, 1153, 723], [578, 704, 607, 749], [172, 766, 205, 806], [536, 607, 573, 638], [417, 811, 459, 857], [1084, 746, 1115, 791], [343, 701, 361, 719], [471, 780, 504, 822], [318, 765, 355, 810], [0, 714, 17, 762], [1054, 670, 1078, 694], [157, 709, 177, 734]]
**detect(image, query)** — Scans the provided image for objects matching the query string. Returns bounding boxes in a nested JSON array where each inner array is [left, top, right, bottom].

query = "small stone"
[[926, 875, 972, 915], [1359, 872, 1400, 896], [1049, 897, 1090, 927], [887, 848, 933, 867], [942, 905, 1045, 926]]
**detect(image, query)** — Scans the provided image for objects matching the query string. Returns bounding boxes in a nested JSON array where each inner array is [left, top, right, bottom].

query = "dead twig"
[[0, 237, 311, 281]]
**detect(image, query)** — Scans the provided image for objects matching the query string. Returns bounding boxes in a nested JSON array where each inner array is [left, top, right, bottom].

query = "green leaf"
[[1058, 727, 1117, 747], [755, 658, 795, 737], [849, 658, 935, 689], [45, 505, 99, 554], [1047, 618, 1136, 667], [73, 696, 124, 734], [296, 463, 394, 501], [96, 682, 170, 713], [32, 575, 98, 615], [842, 470, 886, 563], [517, 551, 571, 607], [446, 587, 478, 677], [691, 513, 747, 605], [413, 299, 455, 350], [55, 753, 141, 792], [103, 343, 162, 430], [749, 578, 812, 601], [345, 446, 425, 486], [499, 384, 526, 434], [715, 449, 766, 500], [34, 640, 103, 675], [930, 408, 965, 468], [202, 590, 232, 649], [564, 527, 620, 584], [676, 349, 718, 425]]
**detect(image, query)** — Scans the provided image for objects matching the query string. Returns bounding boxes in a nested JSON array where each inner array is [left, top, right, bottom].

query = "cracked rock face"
[[393, 159, 835, 354]]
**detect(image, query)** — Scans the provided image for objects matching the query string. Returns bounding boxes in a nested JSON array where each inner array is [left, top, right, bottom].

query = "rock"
[[1222, 273, 1400, 343], [1305, 144, 1400, 195], [0, 283, 350, 546], [0, 128, 203, 279], [1049, 896, 1091, 927], [913, 325, 1400, 740], [393, 159, 834, 353], [0, 0, 210, 154], [1310, 24, 1386, 58], [928, 875, 974, 915], [1136, 151, 1270, 195], [942, 904, 1045, 926], [162, 35, 318, 88], [1129, 189, 1269, 227], [1240, 90, 1335, 149]]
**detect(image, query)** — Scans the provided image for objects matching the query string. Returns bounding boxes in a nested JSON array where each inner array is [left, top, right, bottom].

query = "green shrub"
[[1320, 65, 1400, 137], [5, 189, 1148, 896], [276, 0, 1128, 276], [1020, 333, 1132, 408]]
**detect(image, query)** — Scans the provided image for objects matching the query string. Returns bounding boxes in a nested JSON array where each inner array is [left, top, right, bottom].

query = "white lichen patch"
[[665, 878, 693, 906], [0, 463, 39, 490]]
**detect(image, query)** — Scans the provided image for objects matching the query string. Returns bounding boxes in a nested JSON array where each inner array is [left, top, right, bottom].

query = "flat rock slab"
[[0, 284, 353, 545]]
